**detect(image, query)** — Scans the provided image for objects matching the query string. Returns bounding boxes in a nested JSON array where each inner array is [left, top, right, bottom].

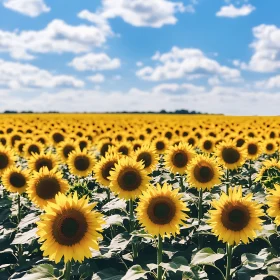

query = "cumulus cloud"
[[256, 75, 280, 89], [69, 53, 121, 71], [87, 74, 105, 83], [136, 47, 241, 82], [216, 4, 255, 18], [78, 0, 192, 29], [0, 19, 112, 60], [152, 83, 205, 94], [1, 85, 280, 115], [0, 59, 84, 89], [240, 24, 280, 72], [3, 0, 50, 17]]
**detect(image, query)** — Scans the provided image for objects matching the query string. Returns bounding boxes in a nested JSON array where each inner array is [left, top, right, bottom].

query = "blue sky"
[[0, 0, 280, 115]]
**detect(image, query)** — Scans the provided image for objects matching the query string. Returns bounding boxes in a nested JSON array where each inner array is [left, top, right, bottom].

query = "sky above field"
[[0, 0, 280, 115]]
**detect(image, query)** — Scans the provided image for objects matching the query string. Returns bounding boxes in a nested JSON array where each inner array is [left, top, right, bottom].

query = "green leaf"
[[92, 268, 124, 280], [18, 213, 40, 230], [12, 228, 37, 245], [161, 256, 189, 273], [182, 266, 208, 280], [121, 265, 148, 280], [103, 214, 124, 229], [241, 253, 266, 271], [0, 208, 11, 225], [102, 198, 127, 212], [191, 248, 224, 266], [109, 233, 131, 253], [0, 248, 17, 265], [19, 264, 55, 280]]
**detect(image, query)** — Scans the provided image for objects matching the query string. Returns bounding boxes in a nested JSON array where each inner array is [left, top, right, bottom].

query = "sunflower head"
[[57, 139, 77, 162], [0, 146, 16, 175], [262, 140, 278, 155], [266, 185, 280, 225], [67, 149, 95, 177], [28, 152, 57, 172], [136, 183, 189, 237], [37, 192, 105, 263], [23, 140, 44, 158], [245, 139, 261, 160], [2, 167, 29, 194], [208, 187, 263, 245], [108, 157, 149, 200], [164, 142, 195, 175], [152, 137, 169, 154], [27, 167, 69, 209], [187, 154, 222, 191]]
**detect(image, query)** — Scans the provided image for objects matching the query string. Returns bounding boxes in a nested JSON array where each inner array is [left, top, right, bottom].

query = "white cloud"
[[208, 76, 221, 86], [136, 47, 241, 82], [3, 0, 50, 17], [136, 61, 143, 67], [69, 53, 121, 71], [2, 85, 280, 115], [240, 24, 280, 72], [0, 19, 112, 60], [216, 4, 255, 18], [152, 83, 205, 94], [256, 75, 280, 89], [87, 74, 105, 83], [79, 0, 189, 29], [0, 59, 84, 89]]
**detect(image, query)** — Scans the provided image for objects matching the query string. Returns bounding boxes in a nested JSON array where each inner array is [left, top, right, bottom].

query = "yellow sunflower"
[[152, 137, 169, 154], [108, 157, 149, 200], [164, 142, 195, 175], [261, 139, 278, 155], [0, 146, 16, 175], [266, 185, 280, 225], [94, 153, 119, 187], [136, 183, 189, 237], [37, 192, 105, 263], [27, 167, 69, 209], [199, 137, 215, 153], [133, 144, 159, 173], [244, 139, 261, 160], [208, 187, 263, 245], [255, 158, 280, 182], [186, 155, 222, 191], [215, 140, 246, 170], [23, 140, 44, 158], [57, 139, 77, 162], [2, 167, 29, 194], [67, 149, 95, 177], [28, 152, 57, 172]]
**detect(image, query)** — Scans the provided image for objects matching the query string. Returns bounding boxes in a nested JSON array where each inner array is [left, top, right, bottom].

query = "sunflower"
[[261, 139, 278, 155], [266, 185, 280, 225], [208, 187, 263, 245], [136, 183, 189, 237], [2, 167, 29, 194], [200, 137, 215, 153], [133, 144, 159, 173], [97, 139, 115, 157], [164, 142, 195, 175], [187, 155, 222, 191], [94, 153, 119, 187], [27, 167, 69, 209], [255, 158, 280, 182], [67, 149, 95, 177], [0, 146, 16, 175], [14, 140, 26, 155], [152, 137, 169, 154], [51, 131, 65, 145], [115, 141, 133, 156], [23, 140, 44, 158], [75, 137, 92, 151], [108, 157, 149, 200], [215, 140, 246, 170], [244, 139, 261, 160], [37, 192, 105, 263], [57, 139, 77, 162], [28, 152, 57, 172]]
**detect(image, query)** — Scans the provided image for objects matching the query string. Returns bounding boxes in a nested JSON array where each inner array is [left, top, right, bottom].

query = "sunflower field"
[[1, 114, 280, 280]]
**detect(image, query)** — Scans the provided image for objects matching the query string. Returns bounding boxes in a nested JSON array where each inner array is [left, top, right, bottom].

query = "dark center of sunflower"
[[236, 139, 245, 147], [118, 169, 142, 191], [156, 141, 165, 151], [102, 161, 117, 180], [18, 143, 24, 152], [119, 146, 129, 155], [222, 148, 240, 164], [52, 209, 88, 246], [74, 156, 90, 171], [165, 132, 172, 139], [9, 172, 26, 188], [137, 152, 152, 168], [38, 138, 46, 144], [0, 153, 9, 169], [203, 140, 212, 150], [36, 177, 61, 200], [28, 145, 40, 155], [221, 204, 250, 231], [188, 138, 195, 146], [53, 133, 64, 143], [79, 141, 87, 151], [147, 197, 176, 225], [270, 132, 275, 139], [63, 145, 75, 159], [0, 138, 6, 145], [172, 151, 188, 168], [267, 143, 273, 151], [35, 158, 53, 172], [100, 143, 111, 157], [133, 144, 141, 151], [194, 165, 214, 183], [248, 143, 258, 155], [11, 135, 21, 146]]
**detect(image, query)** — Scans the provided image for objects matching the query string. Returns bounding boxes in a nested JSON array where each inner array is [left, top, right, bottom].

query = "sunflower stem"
[[198, 188, 203, 249], [129, 199, 138, 258], [180, 176, 185, 192], [64, 261, 72, 280], [17, 194, 21, 223], [226, 169, 229, 195], [225, 243, 233, 280], [248, 160, 252, 188], [157, 234, 163, 280]]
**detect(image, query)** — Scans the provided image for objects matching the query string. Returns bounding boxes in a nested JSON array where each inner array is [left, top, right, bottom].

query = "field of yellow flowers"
[[0, 114, 280, 280]]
